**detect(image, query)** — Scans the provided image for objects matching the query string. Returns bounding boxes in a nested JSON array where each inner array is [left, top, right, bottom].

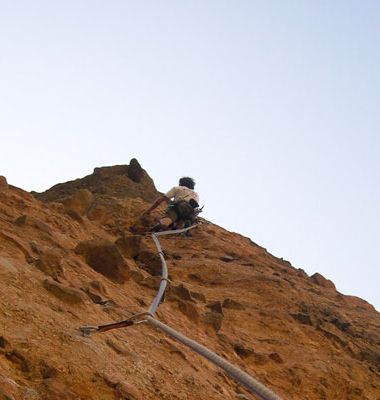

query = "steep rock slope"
[[0, 161, 379, 400]]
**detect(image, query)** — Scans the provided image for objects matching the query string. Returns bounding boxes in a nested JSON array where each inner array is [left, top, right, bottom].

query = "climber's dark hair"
[[179, 177, 195, 190]]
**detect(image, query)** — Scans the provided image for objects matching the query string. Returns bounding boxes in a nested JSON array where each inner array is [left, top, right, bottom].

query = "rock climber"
[[143, 177, 200, 231]]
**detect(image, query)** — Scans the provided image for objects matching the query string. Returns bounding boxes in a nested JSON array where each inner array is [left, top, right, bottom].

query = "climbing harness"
[[79, 225, 283, 400], [166, 201, 203, 229]]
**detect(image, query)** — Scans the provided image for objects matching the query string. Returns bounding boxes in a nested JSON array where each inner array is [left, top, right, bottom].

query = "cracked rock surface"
[[1, 160, 379, 400]]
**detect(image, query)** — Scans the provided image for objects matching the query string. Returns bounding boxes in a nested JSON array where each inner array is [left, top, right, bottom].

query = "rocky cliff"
[[0, 160, 379, 400]]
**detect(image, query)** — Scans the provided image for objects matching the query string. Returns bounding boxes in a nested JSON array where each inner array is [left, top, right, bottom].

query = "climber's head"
[[179, 177, 195, 190]]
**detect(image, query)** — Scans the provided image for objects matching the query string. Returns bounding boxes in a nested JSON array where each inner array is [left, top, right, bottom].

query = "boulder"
[[190, 291, 206, 303], [84, 289, 103, 304], [233, 344, 254, 358], [206, 301, 223, 315], [83, 281, 111, 304], [136, 250, 162, 276], [87, 204, 112, 224], [63, 189, 93, 215], [35, 248, 65, 279], [310, 273, 336, 290], [233, 344, 269, 365], [269, 352, 284, 364], [83, 280, 109, 304], [222, 298, 245, 310], [43, 278, 86, 304], [167, 284, 194, 302], [203, 311, 223, 332], [75, 239, 130, 283], [115, 234, 143, 259], [127, 158, 144, 183], [39, 360, 58, 379]]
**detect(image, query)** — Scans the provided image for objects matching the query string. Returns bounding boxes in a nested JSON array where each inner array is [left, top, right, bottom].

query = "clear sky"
[[1, 1, 379, 310]]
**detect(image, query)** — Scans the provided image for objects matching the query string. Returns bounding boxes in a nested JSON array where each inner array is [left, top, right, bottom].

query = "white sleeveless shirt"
[[165, 186, 199, 204]]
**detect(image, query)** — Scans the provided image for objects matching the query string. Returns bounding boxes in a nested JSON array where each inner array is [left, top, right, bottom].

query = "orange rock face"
[[0, 160, 379, 400]]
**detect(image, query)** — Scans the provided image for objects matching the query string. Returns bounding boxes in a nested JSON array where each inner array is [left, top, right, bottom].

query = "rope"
[[146, 317, 282, 400], [147, 225, 283, 400], [148, 226, 194, 315], [80, 224, 284, 400]]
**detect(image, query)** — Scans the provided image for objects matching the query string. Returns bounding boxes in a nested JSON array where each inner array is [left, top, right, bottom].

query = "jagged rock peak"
[[34, 158, 158, 203]]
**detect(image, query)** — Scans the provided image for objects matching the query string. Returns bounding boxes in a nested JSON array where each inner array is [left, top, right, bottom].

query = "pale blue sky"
[[1, 1, 379, 310]]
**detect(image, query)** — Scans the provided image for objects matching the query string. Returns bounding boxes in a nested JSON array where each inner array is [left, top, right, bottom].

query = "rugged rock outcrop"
[[33, 160, 158, 203], [0, 159, 379, 400]]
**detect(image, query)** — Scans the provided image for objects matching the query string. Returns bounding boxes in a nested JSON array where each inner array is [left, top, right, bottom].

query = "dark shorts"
[[166, 201, 194, 222]]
